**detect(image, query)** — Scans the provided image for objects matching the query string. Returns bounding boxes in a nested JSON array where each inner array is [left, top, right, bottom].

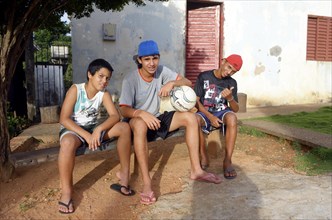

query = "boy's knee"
[[130, 118, 148, 134], [225, 113, 237, 126], [60, 138, 79, 154], [118, 122, 131, 133], [182, 112, 199, 127]]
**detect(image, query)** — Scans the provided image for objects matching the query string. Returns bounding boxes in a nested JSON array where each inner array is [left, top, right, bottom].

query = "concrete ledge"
[[241, 120, 332, 149], [9, 129, 186, 168], [10, 136, 39, 153]]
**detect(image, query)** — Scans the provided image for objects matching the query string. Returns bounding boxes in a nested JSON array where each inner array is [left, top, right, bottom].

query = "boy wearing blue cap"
[[119, 40, 222, 205]]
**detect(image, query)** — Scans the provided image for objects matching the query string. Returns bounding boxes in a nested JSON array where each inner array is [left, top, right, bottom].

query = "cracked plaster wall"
[[71, 1, 186, 97], [223, 1, 332, 106], [71, 1, 332, 106]]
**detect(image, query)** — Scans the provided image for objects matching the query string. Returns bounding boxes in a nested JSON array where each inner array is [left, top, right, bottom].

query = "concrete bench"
[[9, 127, 225, 170], [9, 129, 187, 168]]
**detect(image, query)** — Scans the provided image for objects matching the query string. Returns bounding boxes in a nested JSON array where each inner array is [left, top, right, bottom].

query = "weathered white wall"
[[71, 1, 186, 96], [72, 0, 331, 106], [223, 1, 332, 106]]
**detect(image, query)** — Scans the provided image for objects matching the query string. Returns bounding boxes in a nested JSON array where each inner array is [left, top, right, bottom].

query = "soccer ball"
[[170, 86, 197, 112]]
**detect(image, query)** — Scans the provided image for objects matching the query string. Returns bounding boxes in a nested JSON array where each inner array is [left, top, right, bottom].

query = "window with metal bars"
[[306, 15, 332, 61]]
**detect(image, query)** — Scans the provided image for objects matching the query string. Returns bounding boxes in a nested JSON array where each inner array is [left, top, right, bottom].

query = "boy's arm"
[[87, 91, 120, 150], [119, 105, 136, 119], [59, 85, 91, 141], [95, 91, 120, 132], [159, 75, 192, 97], [228, 98, 239, 113], [119, 105, 161, 131], [221, 87, 239, 113]]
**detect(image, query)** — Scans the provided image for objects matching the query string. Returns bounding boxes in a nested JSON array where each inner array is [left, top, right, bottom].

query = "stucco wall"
[[223, 1, 332, 106], [71, 1, 186, 97], [72, 0, 331, 106]]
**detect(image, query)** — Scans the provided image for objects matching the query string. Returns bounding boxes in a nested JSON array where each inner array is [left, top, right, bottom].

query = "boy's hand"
[[209, 115, 222, 128], [159, 81, 174, 97], [139, 111, 161, 130], [221, 86, 234, 101], [88, 129, 102, 151]]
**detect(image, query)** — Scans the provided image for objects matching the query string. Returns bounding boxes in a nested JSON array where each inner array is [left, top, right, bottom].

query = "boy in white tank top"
[[58, 59, 134, 214]]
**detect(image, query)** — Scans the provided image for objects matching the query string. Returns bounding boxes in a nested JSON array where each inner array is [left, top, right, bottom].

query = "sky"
[[61, 13, 70, 24]]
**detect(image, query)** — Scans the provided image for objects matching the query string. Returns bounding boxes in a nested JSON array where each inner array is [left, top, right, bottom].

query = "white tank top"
[[71, 83, 104, 127]]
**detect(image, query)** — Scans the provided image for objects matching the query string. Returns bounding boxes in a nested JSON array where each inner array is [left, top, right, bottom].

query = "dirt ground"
[[0, 131, 319, 219]]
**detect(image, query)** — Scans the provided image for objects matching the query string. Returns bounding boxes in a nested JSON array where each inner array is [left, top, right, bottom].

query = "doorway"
[[186, 1, 224, 86]]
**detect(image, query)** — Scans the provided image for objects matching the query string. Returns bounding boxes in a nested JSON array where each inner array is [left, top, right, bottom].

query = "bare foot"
[[140, 191, 156, 205], [116, 171, 129, 185], [190, 171, 222, 184]]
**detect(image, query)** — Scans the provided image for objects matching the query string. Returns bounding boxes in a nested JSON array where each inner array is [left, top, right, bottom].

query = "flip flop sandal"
[[193, 172, 222, 184], [224, 167, 237, 179], [110, 183, 136, 196], [140, 191, 156, 205], [58, 199, 75, 214]]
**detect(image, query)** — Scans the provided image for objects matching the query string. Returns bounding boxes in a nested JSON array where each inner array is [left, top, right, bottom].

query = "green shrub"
[[292, 142, 332, 175], [7, 104, 30, 138]]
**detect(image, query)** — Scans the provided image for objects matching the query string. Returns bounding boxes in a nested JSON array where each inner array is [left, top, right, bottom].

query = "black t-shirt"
[[194, 70, 238, 112]]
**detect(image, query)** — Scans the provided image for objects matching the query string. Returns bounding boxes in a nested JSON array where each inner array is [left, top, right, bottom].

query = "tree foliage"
[[34, 22, 70, 48], [34, 21, 71, 62], [0, 0, 167, 182]]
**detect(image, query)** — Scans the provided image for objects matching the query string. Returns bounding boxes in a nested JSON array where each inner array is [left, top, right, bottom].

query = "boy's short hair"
[[87, 59, 114, 80], [133, 55, 142, 69]]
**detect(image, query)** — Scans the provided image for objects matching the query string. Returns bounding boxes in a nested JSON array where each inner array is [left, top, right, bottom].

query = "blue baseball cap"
[[138, 40, 160, 57]]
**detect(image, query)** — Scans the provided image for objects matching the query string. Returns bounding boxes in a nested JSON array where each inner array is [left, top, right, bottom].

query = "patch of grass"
[[293, 144, 332, 175], [252, 106, 332, 135], [240, 105, 332, 176], [245, 106, 332, 175], [239, 125, 266, 137], [19, 195, 37, 212]]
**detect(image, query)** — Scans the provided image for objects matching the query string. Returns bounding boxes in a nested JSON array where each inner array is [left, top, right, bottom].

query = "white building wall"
[[223, 1, 332, 106], [71, 1, 186, 97], [72, 0, 331, 106]]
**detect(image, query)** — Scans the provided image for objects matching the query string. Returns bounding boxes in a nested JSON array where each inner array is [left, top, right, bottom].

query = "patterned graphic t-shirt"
[[194, 70, 238, 113]]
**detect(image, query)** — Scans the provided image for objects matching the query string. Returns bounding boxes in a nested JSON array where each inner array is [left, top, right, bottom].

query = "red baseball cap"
[[225, 54, 243, 71]]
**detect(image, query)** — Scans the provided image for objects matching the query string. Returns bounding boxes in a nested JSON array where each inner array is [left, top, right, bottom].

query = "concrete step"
[[241, 120, 332, 149]]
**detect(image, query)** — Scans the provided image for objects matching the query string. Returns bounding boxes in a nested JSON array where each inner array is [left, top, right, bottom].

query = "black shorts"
[[147, 111, 178, 142], [123, 111, 178, 142]]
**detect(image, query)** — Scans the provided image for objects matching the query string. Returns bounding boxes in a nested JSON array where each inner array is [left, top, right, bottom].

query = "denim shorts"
[[59, 124, 106, 144], [196, 108, 232, 135]]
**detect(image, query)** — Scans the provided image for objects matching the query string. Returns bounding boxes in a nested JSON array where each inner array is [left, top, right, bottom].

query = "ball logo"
[[170, 86, 196, 112]]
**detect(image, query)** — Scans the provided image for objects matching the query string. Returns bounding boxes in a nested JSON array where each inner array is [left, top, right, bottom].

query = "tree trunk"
[[0, 82, 15, 182], [25, 34, 37, 121], [0, 0, 66, 182], [0, 28, 27, 182]]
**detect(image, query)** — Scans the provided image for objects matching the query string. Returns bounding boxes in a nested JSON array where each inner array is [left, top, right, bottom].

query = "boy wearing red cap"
[[194, 54, 243, 179]]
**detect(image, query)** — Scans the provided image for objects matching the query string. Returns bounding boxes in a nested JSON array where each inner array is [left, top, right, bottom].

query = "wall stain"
[[254, 64, 265, 75], [270, 45, 282, 57]]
